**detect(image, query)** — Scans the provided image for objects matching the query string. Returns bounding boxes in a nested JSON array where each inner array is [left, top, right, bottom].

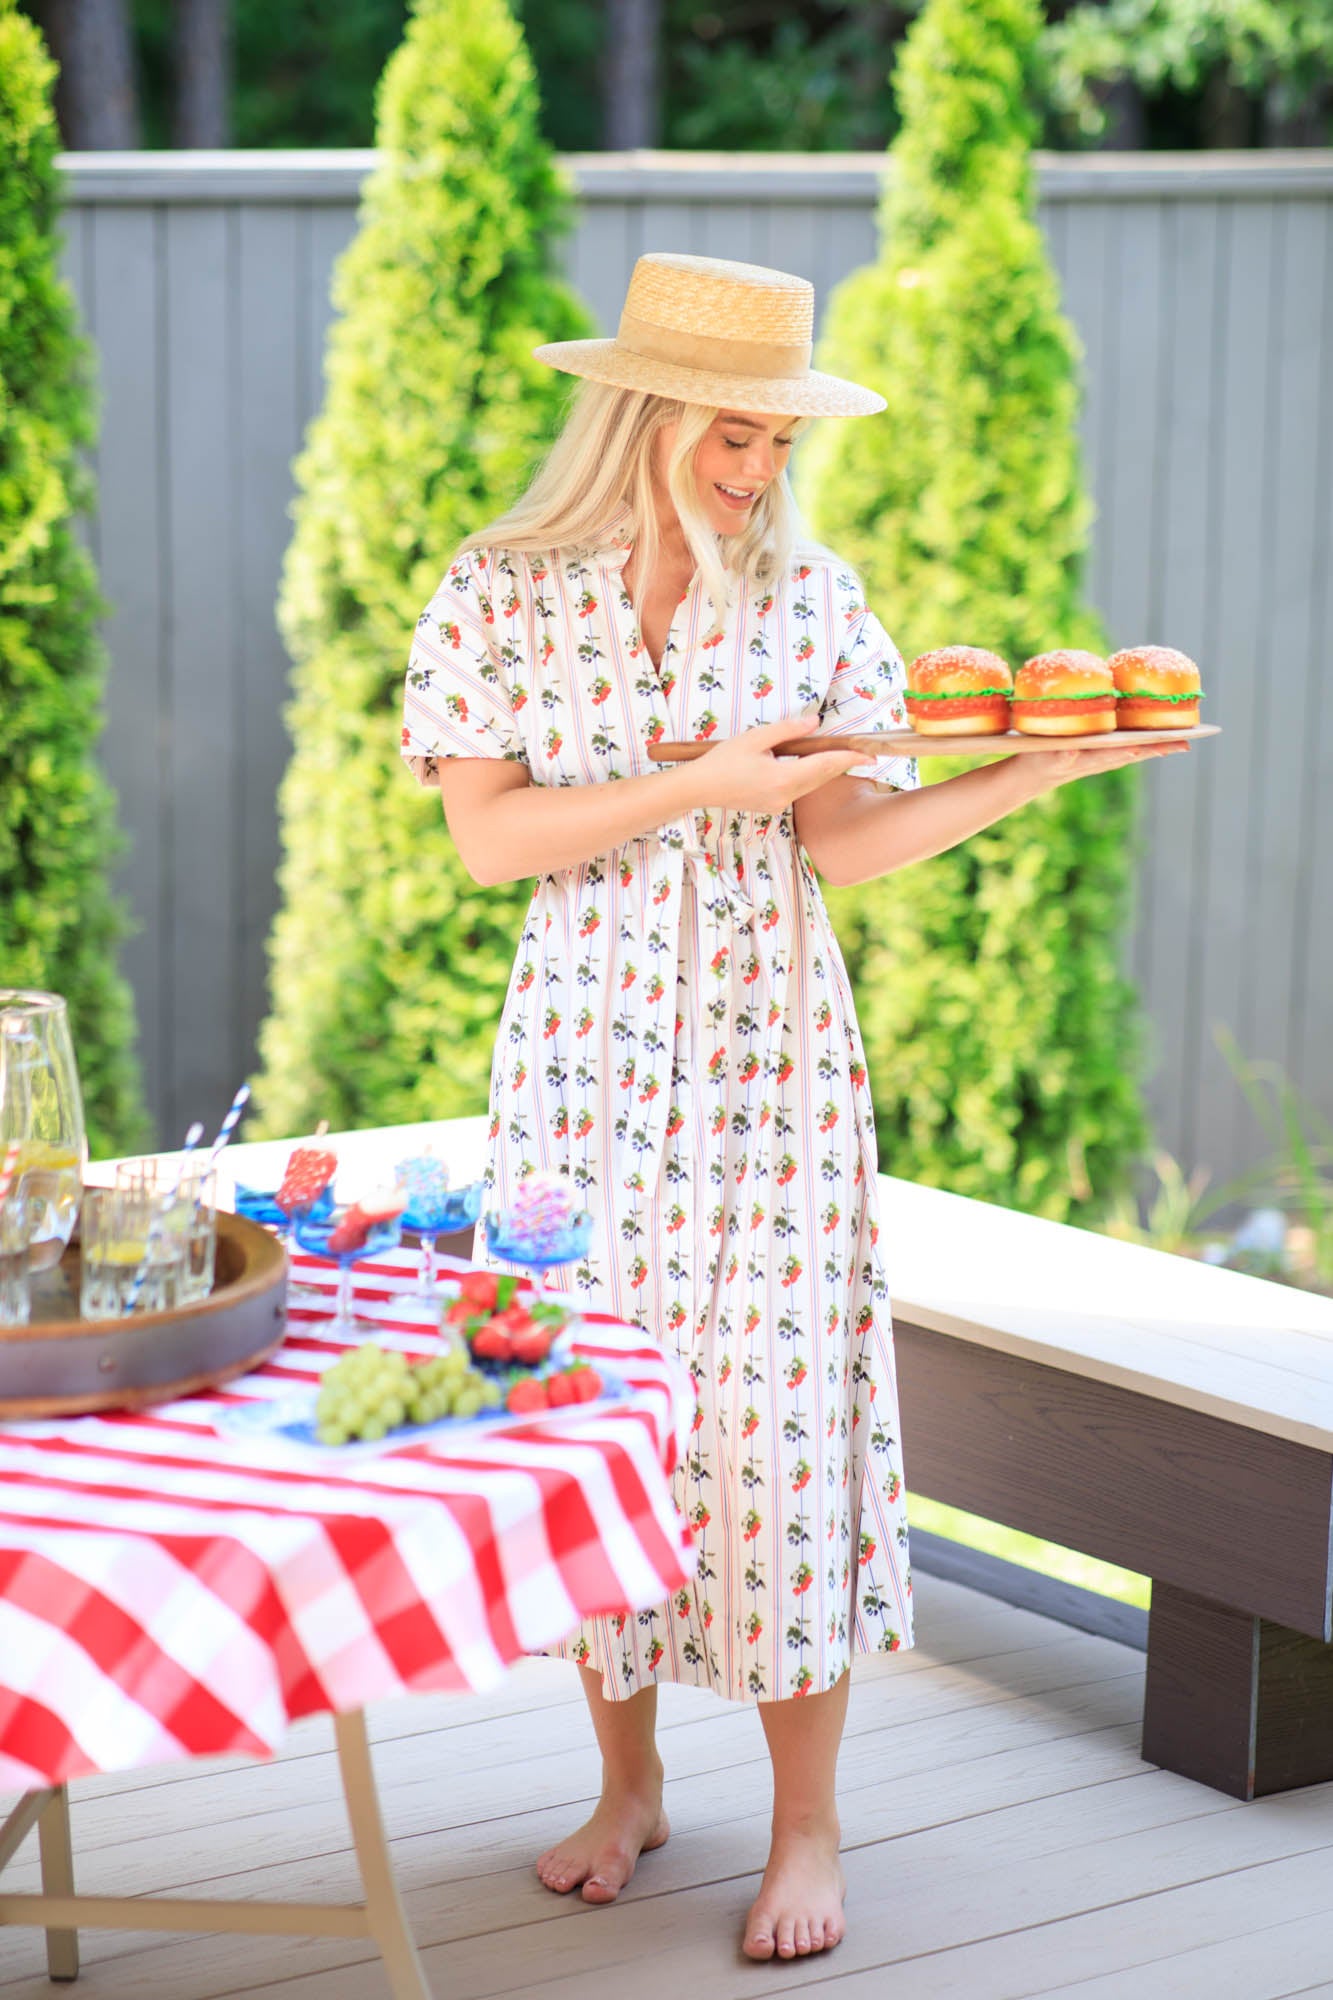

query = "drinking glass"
[[482, 1208, 595, 1293], [80, 1186, 186, 1319], [116, 1159, 219, 1304], [0, 1188, 34, 1327], [292, 1207, 403, 1336], [402, 1180, 484, 1300], [0, 991, 87, 1272]]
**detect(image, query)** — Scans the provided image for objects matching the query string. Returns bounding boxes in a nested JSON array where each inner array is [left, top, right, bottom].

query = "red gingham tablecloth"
[[0, 1249, 696, 1794]]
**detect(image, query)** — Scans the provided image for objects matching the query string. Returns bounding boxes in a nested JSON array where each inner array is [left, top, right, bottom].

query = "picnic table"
[[0, 1170, 694, 1997]]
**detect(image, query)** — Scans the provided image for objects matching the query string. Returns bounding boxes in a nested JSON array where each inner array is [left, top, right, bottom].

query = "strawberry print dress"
[[401, 509, 920, 1703]]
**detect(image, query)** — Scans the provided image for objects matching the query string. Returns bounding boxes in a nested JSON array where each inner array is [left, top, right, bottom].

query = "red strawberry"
[[509, 1325, 554, 1365], [457, 1271, 499, 1311], [506, 1378, 549, 1414], [276, 1146, 337, 1214], [470, 1325, 514, 1362], [568, 1367, 603, 1402], [544, 1370, 579, 1407]]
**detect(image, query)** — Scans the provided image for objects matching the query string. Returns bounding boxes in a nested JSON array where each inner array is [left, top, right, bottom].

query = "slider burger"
[[1011, 649, 1117, 736], [904, 646, 1014, 735], [1107, 645, 1203, 729]]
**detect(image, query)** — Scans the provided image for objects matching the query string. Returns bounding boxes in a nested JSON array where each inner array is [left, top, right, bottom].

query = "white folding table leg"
[[37, 1789, 78, 1981], [333, 1709, 431, 2000]]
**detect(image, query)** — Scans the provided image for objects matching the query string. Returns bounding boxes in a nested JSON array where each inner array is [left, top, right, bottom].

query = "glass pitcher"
[[0, 990, 87, 1271]]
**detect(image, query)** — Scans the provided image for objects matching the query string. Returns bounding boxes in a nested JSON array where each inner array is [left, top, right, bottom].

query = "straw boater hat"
[[533, 251, 886, 419]]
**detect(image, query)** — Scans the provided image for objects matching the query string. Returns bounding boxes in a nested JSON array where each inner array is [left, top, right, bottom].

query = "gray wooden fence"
[[56, 149, 1333, 1210]]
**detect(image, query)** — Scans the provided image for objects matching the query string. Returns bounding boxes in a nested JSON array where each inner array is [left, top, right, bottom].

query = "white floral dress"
[[401, 512, 920, 1702]]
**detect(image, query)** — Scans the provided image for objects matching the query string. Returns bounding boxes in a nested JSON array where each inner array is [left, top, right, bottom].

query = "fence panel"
[[55, 151, 1333, 1212]]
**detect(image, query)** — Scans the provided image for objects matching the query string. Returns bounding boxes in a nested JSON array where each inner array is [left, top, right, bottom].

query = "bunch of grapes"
[[315, 1339, 503, 1445]]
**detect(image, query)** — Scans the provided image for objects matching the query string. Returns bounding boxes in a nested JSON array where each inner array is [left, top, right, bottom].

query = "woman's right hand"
[[687, 714, 868, 813]]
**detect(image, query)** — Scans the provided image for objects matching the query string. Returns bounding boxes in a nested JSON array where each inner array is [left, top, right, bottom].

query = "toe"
[[793, 1918, 812, 1955], [775, 1916, 798, 1959], [808, 1920, 826, 1952], [743, 1911, 776, 1960]]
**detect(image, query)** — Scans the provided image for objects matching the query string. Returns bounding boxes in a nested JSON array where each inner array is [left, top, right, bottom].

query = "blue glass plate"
[[212, 1365, 631, 1459]]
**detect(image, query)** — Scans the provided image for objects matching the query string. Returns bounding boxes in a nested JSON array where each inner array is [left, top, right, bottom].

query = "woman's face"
[[656, 408, 798, 539]]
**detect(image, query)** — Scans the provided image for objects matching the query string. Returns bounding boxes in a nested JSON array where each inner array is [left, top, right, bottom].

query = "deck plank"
[[0, 1571, 1326, 1999]]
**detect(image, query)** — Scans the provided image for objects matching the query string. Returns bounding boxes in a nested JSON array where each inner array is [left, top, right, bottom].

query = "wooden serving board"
[[0, 1210, 288, 1418], [647, 723, 1219, 760]]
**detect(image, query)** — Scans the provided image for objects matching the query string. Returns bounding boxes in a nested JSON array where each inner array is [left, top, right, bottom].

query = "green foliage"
[[250, 0, 593, 1140], [0, 1, 147, 1159], [799, 0, 1150, 1223], [1045, 0, 1333, 146]]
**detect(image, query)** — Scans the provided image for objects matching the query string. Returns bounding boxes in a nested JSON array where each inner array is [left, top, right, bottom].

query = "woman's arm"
[[794, 740, 1192, 888], [436, 716, 868, 887]]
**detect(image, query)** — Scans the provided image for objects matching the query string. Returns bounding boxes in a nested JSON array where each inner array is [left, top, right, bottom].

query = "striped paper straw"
[[123, 1121, 205, 1312], [205, 1083, 251, 1170], [0, 1140, 21, 1211]]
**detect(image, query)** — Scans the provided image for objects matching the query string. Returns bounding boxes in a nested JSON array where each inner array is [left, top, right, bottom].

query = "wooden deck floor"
[[1, 1568, 1331, 2000]]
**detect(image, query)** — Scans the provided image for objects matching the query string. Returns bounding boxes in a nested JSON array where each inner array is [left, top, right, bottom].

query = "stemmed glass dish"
[[482, 1207, 595, 1293], [401, 1179, 484, 1301], [292, 1203, 404, 1336], [0, 991, 87, 1273]]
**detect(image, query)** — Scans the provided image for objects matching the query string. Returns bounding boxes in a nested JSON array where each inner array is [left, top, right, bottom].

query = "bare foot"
[[742, 1819, 846, 1960], [535, 1785, 670, 1905]]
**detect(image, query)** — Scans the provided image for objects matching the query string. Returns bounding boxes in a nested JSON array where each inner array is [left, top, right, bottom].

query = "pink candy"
[[505, 1171, 577, 1252]]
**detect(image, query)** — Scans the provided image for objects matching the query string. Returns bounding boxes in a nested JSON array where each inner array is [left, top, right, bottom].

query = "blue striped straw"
[[123, 1121, 205, 1312], [205, 1083, 251, 1171]]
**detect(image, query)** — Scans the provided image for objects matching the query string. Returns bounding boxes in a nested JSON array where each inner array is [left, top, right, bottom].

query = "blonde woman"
[[401, 254, 1187, 1962]]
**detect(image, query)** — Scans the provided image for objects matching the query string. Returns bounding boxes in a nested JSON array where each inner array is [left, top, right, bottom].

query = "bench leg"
[[1143, 1579, 1333, 1799]]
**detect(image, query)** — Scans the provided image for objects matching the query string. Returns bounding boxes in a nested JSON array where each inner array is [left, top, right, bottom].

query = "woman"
[[401, 253, 1187, 1961]]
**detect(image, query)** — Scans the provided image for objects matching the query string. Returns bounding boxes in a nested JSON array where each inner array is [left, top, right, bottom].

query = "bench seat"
[[879, 1174, 1333, 1800]]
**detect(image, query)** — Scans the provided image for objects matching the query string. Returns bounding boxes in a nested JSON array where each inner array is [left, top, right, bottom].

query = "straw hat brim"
[[532, 337, 885, 419]]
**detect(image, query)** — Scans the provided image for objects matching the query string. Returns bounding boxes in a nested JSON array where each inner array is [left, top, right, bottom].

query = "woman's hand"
[[1016, 736, 1192, 798], [688, 714, 867, 813]]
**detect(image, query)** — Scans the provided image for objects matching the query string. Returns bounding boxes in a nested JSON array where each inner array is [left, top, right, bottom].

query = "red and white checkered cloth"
[[0, 1249, 696, 1794]]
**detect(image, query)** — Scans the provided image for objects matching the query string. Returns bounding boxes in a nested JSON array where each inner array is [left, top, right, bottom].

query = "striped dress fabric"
[[402, 514, 921, 1703]]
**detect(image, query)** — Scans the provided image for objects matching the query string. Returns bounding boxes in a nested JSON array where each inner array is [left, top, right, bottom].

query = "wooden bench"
[[212, 1119, 1333, 1803], [879, 1174, 1333, 1801]]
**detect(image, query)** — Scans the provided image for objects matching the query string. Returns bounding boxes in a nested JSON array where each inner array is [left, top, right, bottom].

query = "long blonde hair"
[[454, 380, 821, 626]]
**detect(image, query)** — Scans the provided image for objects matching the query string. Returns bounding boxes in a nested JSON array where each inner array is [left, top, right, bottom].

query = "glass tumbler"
[[0, 1189, 34, 1327], [116, 1159, 218, 1304], [80, 1186, 186, 1319]]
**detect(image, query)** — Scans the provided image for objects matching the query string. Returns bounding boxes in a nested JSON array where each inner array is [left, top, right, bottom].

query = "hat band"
[[616, 311, 813, 381]]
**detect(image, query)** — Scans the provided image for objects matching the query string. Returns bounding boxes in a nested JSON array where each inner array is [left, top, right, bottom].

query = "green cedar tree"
[[251, 0, 592, 1138], [0, 1, 148, 1159], [798, 0, 1152, 1222]]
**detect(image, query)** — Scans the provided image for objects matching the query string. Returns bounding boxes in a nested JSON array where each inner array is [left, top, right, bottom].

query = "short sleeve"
[[400, 551, 527, 785], [817, 571, 920, 791]]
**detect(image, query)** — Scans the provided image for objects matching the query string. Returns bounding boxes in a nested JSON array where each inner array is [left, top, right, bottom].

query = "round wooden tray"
[[0, 1210, 288, 1418]]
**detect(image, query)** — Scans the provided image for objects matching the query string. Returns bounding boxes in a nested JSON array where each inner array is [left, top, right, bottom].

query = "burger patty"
[[904, 693, 1011, 718], [1009, 697, 1118, 716]]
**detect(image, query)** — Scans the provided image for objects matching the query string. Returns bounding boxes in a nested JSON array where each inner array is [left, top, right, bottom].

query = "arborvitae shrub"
[[0, 1, 147, 1159], [799, 0, 1150, 1221], [251, 0, 593, 1138]]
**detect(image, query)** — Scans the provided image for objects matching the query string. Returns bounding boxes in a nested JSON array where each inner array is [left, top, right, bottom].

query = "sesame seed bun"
[[905, 645, 1014, 736], [1011, 650, 1118, 735], [1107, 645, 1202, 729]]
